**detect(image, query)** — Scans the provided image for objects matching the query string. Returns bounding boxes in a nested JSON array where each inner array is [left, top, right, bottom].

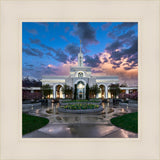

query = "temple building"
[[41, 43, 120, 99]]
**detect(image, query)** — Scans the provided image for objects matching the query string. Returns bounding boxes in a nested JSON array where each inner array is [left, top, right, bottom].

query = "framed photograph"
[[22, 21, 138, 138], [0, 0, 159, 160]]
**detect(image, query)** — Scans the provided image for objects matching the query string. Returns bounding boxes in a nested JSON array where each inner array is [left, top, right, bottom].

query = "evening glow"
[[23, 22, 138, 86]]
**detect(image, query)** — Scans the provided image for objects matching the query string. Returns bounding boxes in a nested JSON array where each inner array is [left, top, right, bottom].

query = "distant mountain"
[[23, 76, 40, 81], [22, 76, 42, 87]]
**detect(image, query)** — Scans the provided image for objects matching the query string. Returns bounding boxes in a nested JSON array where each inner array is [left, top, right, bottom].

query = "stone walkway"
[[23, 103, 138, 138]]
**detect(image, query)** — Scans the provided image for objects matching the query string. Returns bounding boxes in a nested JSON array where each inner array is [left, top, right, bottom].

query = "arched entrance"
[[99, 84, 105, 99], [56, 85, 63, 98], [77, 81, 85, 99]]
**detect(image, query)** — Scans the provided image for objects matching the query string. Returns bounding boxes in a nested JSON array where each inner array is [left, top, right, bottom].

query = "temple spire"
[[80, 40, 81, 52], [78, 40, 83, 67]]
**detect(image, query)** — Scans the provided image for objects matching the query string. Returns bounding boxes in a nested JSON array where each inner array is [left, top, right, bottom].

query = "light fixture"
[[79, 83, 83, 89]]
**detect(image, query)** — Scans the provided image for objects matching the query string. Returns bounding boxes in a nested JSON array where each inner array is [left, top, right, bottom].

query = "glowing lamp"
[[79, 83, 83, 89]]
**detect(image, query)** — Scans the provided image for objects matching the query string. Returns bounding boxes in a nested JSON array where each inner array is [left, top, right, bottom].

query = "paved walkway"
[[23, 102, 138, 138], [23, 124, 137, 138]]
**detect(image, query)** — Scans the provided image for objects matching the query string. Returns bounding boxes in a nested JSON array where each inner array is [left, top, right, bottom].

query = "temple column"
[[105, 85, 108, 99], [53, 85, 56, 99], [126, 89, 129, 94]]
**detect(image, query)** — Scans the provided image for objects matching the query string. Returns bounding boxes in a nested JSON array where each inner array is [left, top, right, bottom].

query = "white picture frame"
[[0, 0, 159, 160]]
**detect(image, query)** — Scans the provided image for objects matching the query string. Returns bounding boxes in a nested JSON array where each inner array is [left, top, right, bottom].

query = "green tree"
[[86, 83, 90, 100], [61, 84, 68, 98], [41, 84, 53, 98], [90, 84, 100, 98], [68, 87, 73, 99], [108, 83, 121, 99], [62, 84, 73, 99], [74, 84, 77, 100]]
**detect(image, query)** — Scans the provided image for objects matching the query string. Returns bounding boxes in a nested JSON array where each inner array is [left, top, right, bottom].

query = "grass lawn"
[[110, 112, 138, 133], [22, 113, 49, 135]]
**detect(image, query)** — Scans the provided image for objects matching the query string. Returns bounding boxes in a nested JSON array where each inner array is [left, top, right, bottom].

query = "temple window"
[[78, 72, 83, 77]]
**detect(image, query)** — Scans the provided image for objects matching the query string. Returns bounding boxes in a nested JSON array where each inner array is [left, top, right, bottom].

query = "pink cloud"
[[90, 52, 138, 86], [45, 52, 138, 86]]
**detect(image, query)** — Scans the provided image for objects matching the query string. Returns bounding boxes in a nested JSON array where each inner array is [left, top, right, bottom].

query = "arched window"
[[99, 85, 105, 99], [78, 72, 83, 78], [56, 85, 63, 98]]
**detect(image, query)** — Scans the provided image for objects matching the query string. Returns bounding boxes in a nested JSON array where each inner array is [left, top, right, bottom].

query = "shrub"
[[62, 104, 100, 110]]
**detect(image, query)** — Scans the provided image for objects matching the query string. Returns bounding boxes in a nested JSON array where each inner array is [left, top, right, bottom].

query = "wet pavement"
[[23, 102, 138, 138]]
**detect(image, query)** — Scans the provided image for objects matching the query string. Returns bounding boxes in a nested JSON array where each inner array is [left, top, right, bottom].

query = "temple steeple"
[[80, 40, 82, 52], [78, 40, 83, 67]]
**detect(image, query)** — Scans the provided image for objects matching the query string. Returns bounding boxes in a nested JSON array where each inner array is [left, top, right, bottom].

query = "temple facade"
[[41, 44, 119, 99]]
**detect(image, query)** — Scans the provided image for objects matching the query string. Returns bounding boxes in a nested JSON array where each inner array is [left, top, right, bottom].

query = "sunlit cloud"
[[47, 64, 56, 68], [22, 22, 138, 86], [43, 51, 138, 85], [90, 52, 138, 86]]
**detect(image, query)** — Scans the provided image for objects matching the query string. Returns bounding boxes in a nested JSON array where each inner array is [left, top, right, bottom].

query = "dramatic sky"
[[22, 22, 138, 86]]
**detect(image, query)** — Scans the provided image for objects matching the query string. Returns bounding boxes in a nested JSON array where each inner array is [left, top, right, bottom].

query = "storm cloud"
[[84, 54, 101, 67], [72, 22, 99, 47], [39, 43, 69, 63], [23, 48, 43, 57], [106, 38, 138, 70], [106, 40, 123, 53], [115, 22, 137, 30], [107, 22, 137, 40], [29, 38, 41, 44], [101, 22, 112, 30], [105, 22, 138, 71], [22, 22, 138, 86], [65, 43, 82, 61]]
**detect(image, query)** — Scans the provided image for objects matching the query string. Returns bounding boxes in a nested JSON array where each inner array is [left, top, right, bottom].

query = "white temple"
[[41, 42, 119, 99]]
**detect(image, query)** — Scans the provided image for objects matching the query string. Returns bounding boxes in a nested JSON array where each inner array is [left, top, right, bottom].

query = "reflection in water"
[[51, 103, 54, 110], [120, 129, 137, 138], [23, 102, 138, 138], [102, 102, 105, 109], [121, 108, 125, 112], [126, 105, 128, 109], [24, 102, 137, 126], [56, 103, 60, 108], [66, 127, 70, 131], [43, 102, 117, 124], [51, 103, 56, 115], [36, 109, 40, 114], [121, 129, 129, 138], [48, 129, 53, 132]]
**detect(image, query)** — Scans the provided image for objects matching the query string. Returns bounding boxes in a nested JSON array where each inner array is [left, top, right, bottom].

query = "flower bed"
[[64, 104, 99, 110], [58, 104, 104, 114], [60, 99, 102, 106]]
